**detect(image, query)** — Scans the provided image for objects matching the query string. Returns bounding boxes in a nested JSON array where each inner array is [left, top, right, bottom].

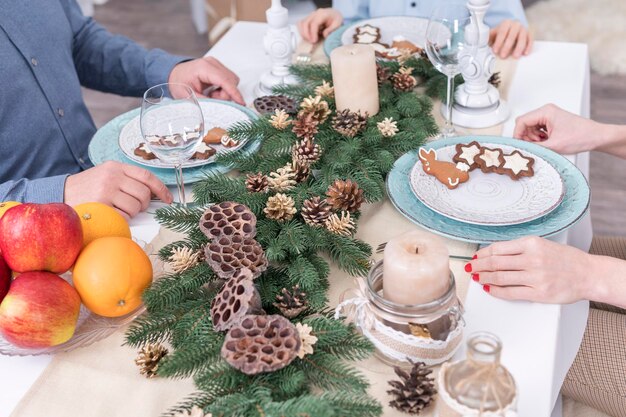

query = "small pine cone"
[[246, 172, 269, 193], [376, 64, 391, 85], [292, 139, 321, 166], [392, 69, 418, 92], [291, 161, 311, 183], [325, 211, 355, 236], [299, 95, 331, 124], [292, 112, 320, 141], [377, 117, 399, 138], [135, 344, 168, 378], [332, 109, 368, 138], [264, 193, 297, 222], [387, 361, 437, 415], [301, 196, 332, 227], [326, 179, 364, 213], [268, 166, 297, 192], [273, 285, 308, 318], [489, 71, 502, 88], [168, 247, 202, 273], [314, 80, 334, 98], [269, 109, 292, 130]]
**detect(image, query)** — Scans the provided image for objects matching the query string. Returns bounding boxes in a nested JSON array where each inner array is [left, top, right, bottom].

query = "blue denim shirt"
[[0, 0, 187, 203], [334, 0, 528, 28]]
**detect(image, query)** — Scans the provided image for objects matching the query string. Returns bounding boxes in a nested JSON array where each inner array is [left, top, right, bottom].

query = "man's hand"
[[168, 57, 244, 105], [489, 20, 533, 59], [64, 161, 173, 218]]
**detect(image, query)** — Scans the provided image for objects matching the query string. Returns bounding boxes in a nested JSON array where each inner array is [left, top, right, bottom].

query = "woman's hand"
[[298, 8, 343, 43], [465, 236, 593, 304], [489, 20, 532, 59], [513, 104, 604, 154]]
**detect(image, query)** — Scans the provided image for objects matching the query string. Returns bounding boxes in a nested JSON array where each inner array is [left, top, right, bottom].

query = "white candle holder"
[[335, 260, 465, 367], [255, 0, 298, 97], [445, 0, 510, 128]]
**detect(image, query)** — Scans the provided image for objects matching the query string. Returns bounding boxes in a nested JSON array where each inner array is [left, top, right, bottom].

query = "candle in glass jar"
[[330, 44, 379, 116], [383, 230, 450, 305]]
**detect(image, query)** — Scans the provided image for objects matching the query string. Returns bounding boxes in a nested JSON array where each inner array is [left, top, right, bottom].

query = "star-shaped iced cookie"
[[453, 141, 482, 171], [474, 147, 505, 173], [502, 150, 535, 180], [353, 24, 381, 45]]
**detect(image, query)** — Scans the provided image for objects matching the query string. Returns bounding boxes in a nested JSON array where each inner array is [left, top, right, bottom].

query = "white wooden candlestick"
[[255, 0, 297, 97], [446, 0, 510, 128]]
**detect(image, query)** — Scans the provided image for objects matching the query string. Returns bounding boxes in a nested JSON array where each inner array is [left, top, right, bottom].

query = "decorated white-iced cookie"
[[419, 148, 470, 190], [474, 147, 505, 173], [220, 135, 239, 148], [134, 142, 157, 160], [453, 141, 482, 171], [353, 24, 382, 45], [192, 142, 217, 160], [502, 150, 535, 180]]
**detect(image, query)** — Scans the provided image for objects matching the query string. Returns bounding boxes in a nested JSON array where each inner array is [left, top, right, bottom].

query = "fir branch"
[[272, 83, 316, 99], [298, 351, 370, 391], [155, 205, 205, 234], [289, 63, 333, 83], [321, 391, 383, 417], [143, 263, 215, 312]]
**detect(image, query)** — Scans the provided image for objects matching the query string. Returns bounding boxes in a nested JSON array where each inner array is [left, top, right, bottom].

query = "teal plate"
[[387, 136, 590, 244], [324, 24, 350, 57], [88, 99, 260, 186]]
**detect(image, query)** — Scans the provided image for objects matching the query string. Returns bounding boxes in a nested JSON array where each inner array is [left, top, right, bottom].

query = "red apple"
[[0, 271, 81, 348], [0, 203, 83, 273], [0, 254, 10, 303]]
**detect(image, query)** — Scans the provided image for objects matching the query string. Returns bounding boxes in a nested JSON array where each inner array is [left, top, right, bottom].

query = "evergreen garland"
[[126, 57, 446, 416]]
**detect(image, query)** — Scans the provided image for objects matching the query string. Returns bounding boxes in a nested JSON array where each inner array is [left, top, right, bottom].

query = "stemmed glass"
[[425, 4, 476, 138], [140, 83, 204, 207]]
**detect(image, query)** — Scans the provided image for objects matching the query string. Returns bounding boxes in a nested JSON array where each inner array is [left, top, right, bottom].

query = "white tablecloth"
[[0, 22, 592, 417]]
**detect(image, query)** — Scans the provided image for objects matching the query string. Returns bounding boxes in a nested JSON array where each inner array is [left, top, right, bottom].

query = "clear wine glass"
[[425, 3, 476, 138], [140, 83, 204, 207]]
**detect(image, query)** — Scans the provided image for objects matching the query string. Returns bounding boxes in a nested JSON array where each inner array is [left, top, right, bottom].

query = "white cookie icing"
[[458, 144, 481, 165], [456, 162, 470, 172], [479, 149, 503, 168], [355, 32, 379, 44], [195, 142, 213, 153], [139, 142, 154, 154], [393, 35, 407, 42], [221, 135, 239, 147], [503, 152, 531, 175], [356, 24, 380, 36]]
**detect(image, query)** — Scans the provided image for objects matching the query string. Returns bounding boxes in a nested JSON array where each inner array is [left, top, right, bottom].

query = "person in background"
[[0, 0, 244, 218], [299, 0, 533, 59], [465, 103, 626, 417]]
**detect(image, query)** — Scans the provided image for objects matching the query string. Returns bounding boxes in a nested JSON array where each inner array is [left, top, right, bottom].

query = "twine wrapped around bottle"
[[334, 277, 465, 366]]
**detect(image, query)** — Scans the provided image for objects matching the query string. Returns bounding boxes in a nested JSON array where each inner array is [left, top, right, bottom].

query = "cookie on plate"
[[419, 148, 469, 190], [353, 24, 382, 44], [204, 127, 228, 145], [474, 146, 505, 173], [453, 141, 482, 171], [134, 142, 157, 160], [502, 150, 535, 180], [220, 134, 239, 148], [391, 36, 421, 54], [192, 142, 217, 160]]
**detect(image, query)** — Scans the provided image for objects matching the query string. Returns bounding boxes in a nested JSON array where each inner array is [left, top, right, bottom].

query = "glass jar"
[[440, 332, 517, 415]]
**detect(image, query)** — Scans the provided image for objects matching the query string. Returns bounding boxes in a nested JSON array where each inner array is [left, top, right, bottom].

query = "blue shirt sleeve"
[[59, 0, 190, 97], [484, 0, 528, 27], [0, 175, 68, 204], [333, 0, 370, 22]]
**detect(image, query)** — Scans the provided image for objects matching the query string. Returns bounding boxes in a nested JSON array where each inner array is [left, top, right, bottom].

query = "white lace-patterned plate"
[[409, 143, 565, 226], [118, 100, 251, 169]]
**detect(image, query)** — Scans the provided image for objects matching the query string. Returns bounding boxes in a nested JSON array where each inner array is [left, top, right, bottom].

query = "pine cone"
[[326, 179, 364, 212], [292, 111, 320, 141], [264, 193, 297, 222], [314, 80, 334, 98], [273, 285, 308, 318], [135, 344, 168, 378], [301, 196, 332, 227], [168, 247, 201, 273], [392, 67, 418, 91], [299, 95, 331, 124], [246, 172, 269, 193], [387, 361, 437, 415], [268, 166, 297, 192], [324, 211, 355, 236], [377, 64, 391, 85], [332, 109, 368, 138], [377, 117, 399, 138], [269, 109, 292, 130], [292, 139, 321, 166], [489, 71, 502, 88], [291, 161, 311, 183]]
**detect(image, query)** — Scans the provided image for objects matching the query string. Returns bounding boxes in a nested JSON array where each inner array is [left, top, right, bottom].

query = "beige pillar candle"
[[383, 230, 450, 305], [330, 44, 379, 116]]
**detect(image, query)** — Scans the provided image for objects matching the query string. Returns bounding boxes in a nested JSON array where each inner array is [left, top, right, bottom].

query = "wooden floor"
[[85, 0, 626, 236]]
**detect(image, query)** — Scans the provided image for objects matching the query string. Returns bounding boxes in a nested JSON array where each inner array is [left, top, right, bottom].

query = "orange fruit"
[[72, 237, 152, 317], [74, 202, 131, 247], [0, 201, 20, 220]]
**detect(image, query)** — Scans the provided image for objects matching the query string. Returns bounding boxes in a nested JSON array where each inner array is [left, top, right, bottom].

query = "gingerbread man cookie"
[[134, 142, 157, 160], [474, 147, 505, 174], [453, 141, 482, 171], [502, 150, 535, 180], [419, 148, 470, 190], [203, 127, 228, 145]]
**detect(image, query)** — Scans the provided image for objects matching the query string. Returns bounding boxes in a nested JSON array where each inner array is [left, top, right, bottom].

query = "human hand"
[[168, 57, 244, 105], [298, 8, 343, 43], [465, 236, 593, 304], [489, 20, 533, 59], [513, 104, 602, 154], [64, 161, 173, 218]]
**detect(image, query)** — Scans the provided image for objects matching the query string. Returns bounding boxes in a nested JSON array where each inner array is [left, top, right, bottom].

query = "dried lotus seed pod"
[[204, 234, 268, 280], [211, 269, 263, 331], [199, 201, 257, 240], [221, 314, 301, 375]]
